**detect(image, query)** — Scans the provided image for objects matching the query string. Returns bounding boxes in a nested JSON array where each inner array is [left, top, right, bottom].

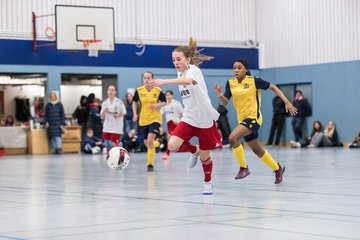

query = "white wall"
[[256, 0, 360, 68], [0, 0, 256, 47], [60, 85, 102, 115], [1, 0, 359, 67]]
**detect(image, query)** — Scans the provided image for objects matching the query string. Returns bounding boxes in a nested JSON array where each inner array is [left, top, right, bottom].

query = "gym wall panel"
[[256, 0, 360, 68]]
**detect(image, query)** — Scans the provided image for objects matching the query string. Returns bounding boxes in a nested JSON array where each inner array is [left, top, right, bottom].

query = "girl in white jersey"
[[149, 37, 222, 195], [160, 90, 184, 160], [100, 85, 127, 151]]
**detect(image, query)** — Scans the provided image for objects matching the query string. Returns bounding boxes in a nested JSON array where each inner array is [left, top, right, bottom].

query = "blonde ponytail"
[[174, 37, 213, 66]]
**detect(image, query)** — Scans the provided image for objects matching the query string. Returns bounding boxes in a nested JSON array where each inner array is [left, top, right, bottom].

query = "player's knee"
[[167, 142, 178, 152], [229, 134, 238, 146]]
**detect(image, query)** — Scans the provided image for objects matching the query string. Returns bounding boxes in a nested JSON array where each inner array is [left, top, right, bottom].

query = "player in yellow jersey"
[[214, 58, 297, 184], [133, 71, 167, 172]]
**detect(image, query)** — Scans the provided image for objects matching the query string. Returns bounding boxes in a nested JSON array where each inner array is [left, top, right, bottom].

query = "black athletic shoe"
[[147, 164, 154, 172]]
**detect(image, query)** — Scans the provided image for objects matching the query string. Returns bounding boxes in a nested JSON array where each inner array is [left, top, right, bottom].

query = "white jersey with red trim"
[[101, 97, 127, 134], [177, 64, 219, 128], [160, 99, 183, 123]]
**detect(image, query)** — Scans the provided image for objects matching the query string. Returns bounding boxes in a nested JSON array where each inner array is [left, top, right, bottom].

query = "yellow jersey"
[[133, 86, 166, 126], [224, 76, 270, 126]]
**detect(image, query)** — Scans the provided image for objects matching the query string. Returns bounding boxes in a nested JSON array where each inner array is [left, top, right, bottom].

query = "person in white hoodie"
[[149, 37, 222, 195]]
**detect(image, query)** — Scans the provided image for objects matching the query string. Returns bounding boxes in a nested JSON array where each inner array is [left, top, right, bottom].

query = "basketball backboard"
[[55, 5, 115, 51]]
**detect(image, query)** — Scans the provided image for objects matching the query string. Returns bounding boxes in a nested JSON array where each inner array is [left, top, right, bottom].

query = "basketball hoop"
[[82, 39, 102, 57], [44, 27, 55, 39]]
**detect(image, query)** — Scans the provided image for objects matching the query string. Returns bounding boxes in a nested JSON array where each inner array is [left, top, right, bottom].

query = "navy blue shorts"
[[240, 118, 260, 142], [139, 122, 161, 139]]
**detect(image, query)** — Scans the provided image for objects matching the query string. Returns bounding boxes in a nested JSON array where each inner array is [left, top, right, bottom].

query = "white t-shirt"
[[160, 99, 183, 123], [101, 97, 127, 134], [178, 64, 219, 128]]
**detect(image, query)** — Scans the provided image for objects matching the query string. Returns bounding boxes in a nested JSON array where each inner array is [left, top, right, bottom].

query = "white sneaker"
[[290, 140, 301, 148], [203, 181, 213, 195], [91, 146, 101, 154], [188, 145, 200, 168]]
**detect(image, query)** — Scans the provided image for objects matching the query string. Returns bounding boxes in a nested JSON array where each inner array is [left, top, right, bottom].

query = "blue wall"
[[0, 39, 359, 142], [0, 39, 258, 69], [259, 61, 360, 143]]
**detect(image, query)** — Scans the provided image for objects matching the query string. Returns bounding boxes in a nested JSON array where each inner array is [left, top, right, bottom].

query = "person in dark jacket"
[[349, 131, 360, 148], [123, 92, 138, 134], [44, 91, 65, 154], [267, 94, 286, 146], [86, 93, 95, 130], [72, 95, 88, 139], [88, 98, 102, 139], [217, 103, 231, 146], [82, 128, 104, 154], [121, 129, 140, 153], [291, 90, 311, 142]]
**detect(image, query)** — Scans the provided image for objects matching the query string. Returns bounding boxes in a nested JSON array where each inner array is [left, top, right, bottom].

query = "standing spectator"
[[291, 90, 311, 142], [216, 103, 231, 147], [160, 90, 183, 159], [123, 92, 138, 134], [86, 93, 95, 130], [44, 91, 65, 154], [89, 98, 102, 139], [30, 97, 45, 126], [266, 93, 286, 146], [72, 95, 88, 139]]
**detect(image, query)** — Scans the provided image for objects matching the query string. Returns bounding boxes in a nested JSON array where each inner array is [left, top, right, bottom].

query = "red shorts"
[[167, 120, 177, 135], [102, 132, 122, 144], [171, 121, 222, 150]]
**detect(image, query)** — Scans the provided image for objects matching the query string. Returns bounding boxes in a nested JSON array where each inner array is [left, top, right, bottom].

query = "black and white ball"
[[106, 147, 130, 170]]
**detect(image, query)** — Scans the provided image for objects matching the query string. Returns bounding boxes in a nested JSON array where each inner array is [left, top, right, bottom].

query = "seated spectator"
[[308, 120, 342, 147], [348, 132, 360, 148], [82, 128, 104, 154], [155, 127, 167, 153], [121, 129, 140, 153], [4, 115, 15, 126], [290, 120, 323, 148], [0, 115, 5, 126]]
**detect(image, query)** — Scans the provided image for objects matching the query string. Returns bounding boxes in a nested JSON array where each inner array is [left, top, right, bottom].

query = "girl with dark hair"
[[214, 58, 297, 184]]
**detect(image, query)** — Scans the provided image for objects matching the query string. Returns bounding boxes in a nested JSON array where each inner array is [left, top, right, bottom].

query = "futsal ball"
[[106, 147, 130, 170]]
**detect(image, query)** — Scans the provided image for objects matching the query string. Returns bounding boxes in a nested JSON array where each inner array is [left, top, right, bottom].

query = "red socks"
[[202, 157, 213, 182]]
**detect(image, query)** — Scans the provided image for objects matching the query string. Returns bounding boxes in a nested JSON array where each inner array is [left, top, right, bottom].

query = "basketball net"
[[82, 40, 102, 57]]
